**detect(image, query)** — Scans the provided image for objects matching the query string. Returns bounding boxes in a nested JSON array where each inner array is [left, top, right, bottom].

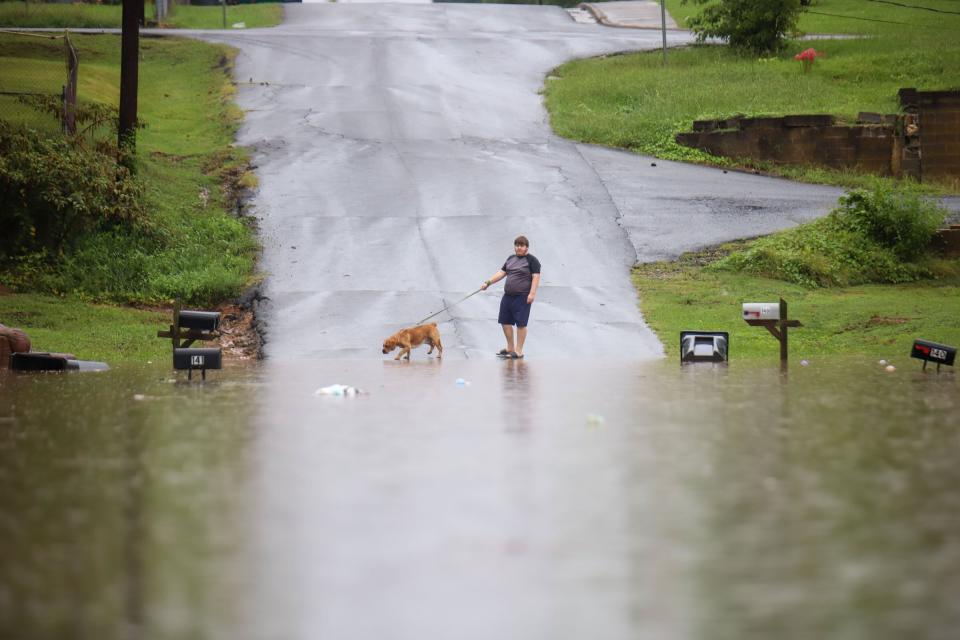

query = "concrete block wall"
[[901, 89, 960, 182], [675, 116, 899, 175], [676, 89, 960, 183], [932, 226, 960, 258]]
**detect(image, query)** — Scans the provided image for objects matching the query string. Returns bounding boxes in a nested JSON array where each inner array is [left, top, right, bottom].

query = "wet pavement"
[[196, 3, 845, 360], [581, 0, 679, 30], [1, 359, 959, 639]]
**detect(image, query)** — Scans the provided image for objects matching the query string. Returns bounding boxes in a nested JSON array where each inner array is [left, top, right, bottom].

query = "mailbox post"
[[157, 300, 222, 379], [743, 298, 803, 367]]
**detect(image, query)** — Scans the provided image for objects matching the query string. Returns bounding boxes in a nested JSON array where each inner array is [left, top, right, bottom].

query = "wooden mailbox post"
[[157, 300, 222, 379], [743, 298, 803, 366]]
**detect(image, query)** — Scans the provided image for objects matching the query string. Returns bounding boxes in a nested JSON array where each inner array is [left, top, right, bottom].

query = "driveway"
[[201, 3, 843, 360]]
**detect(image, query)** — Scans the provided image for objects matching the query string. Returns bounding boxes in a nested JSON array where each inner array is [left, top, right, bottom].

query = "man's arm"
[[481, 270, 506, 291], [527, 273, 540, 304]]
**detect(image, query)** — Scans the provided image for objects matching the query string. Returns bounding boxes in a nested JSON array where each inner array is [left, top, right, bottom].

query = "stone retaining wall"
[[676, 114, 900, 175], [675, 89, 959, 184], [901, 89, 960, 182]]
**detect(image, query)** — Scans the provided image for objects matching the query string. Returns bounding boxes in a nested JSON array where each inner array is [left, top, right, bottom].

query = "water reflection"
[[0, 359, 957, 639], [500, 360, 532, 434]]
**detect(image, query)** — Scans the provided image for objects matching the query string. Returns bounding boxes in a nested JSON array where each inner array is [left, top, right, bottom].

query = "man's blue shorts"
[[498, 293, 532, 328]]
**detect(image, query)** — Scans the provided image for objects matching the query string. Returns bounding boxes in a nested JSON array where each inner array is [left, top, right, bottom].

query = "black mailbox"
[[11, 352, 67, 371], [177, 310, 221, 332], [158, 302, 223, 379], [910, 339, 956, 369], [680, 331, 729, 363], [11, 352, 109, 372], [174, 347, 222, 379]]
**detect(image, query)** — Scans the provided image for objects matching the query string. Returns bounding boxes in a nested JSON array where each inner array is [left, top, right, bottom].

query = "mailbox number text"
[[931, 348, 948, 361], [191, 355, 205, 366]]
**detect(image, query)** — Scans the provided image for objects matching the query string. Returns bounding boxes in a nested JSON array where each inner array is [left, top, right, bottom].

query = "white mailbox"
[[742, 303, 780, 321]]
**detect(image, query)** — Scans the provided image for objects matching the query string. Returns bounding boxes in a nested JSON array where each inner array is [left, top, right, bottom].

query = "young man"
[[480, 235, 541, 359]]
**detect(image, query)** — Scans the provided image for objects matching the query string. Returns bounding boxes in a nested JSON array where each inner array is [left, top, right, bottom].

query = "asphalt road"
[[200, 4, 845, 360]]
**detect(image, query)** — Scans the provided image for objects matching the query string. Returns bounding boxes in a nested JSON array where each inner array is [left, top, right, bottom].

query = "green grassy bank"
[[0, 2, 283, 29], [0, 33, 258, 362], [545, 0, 960, 191], [634, 257, 960, 361], [0, 294, 169, 363], [633, 184, 960, 359]]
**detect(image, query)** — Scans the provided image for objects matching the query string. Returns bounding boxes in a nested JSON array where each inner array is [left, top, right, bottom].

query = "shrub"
[[832, 182, 946, 260], [0, 122, 146, 258], [683, 0, 804, 55], [708, 184, 949, 287]]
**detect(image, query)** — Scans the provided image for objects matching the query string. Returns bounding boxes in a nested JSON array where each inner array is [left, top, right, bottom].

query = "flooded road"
[[2, 359, 959, 639]]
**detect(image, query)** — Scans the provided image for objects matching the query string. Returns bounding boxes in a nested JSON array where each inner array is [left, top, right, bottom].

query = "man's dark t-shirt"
[[502, 254, 541, 296]]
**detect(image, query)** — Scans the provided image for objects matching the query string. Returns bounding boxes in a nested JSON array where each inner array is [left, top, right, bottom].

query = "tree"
[[684, 0, 804, 55], [119, 0, 141, 153]]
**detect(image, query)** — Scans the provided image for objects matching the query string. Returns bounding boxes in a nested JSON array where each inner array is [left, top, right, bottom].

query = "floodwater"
[[1, 357, 958, 639]]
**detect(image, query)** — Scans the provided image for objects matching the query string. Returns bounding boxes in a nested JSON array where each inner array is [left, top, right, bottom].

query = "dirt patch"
[[147, 302, 261, 360], [841, 315, 915, 332], [867, 315, 911, 326], [634, 239, 755, 281], [215, 303, 261, 359]]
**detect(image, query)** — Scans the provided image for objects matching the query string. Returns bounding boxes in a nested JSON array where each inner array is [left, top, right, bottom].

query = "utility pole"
[[118, 0, 140, 153], [660, 0, 668, 66]]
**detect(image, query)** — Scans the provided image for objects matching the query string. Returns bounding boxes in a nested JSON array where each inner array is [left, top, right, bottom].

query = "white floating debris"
[[879, 359, 887, 366], [314, 384, 363, 397], [455, 378, 470, 387], [885, 365, 896, 373], [586, 414, 605, 427], [232, 22, 246, 29], [800, 359, 809, 366], [133, 394, 146, 401]]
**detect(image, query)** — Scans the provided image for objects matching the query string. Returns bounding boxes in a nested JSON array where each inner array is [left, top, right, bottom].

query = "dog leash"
[[415, 287, 484, 325]]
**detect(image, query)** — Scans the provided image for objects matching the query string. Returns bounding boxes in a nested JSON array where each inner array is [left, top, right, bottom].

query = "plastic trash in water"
[[800, 359, 809, 366], [455, 378, 470, 387], [314, 384, 363, 397], [879, 359, 888, 366], [885, 365, 896, 373], [232, 22, 246, 29]]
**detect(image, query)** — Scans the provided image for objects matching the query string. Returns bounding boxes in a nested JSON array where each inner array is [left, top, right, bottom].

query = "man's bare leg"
[[502, 324, 515, 353], [516, 326, 527, 356]]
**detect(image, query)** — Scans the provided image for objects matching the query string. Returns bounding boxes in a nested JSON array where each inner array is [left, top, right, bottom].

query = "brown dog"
[[382, 323, 443, 360]]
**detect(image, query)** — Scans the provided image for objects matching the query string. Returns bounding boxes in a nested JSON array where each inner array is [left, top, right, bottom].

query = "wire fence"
[[0, 30, 79, 135]]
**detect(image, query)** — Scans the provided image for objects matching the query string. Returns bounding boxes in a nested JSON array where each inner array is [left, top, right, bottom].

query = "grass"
[[633, 254, 960, 360], [162, 3, 283, 30], [0, 293, 169, 363], [664, 0, 960, 37], [0, 32, 259, 358], [599, 5, 960, 358], [545, 0, 960, 191], [0, 1, 283, 29], [632, 183, 960, 360], [708, 182, 956, 287], [0, 32, 258, 305]]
